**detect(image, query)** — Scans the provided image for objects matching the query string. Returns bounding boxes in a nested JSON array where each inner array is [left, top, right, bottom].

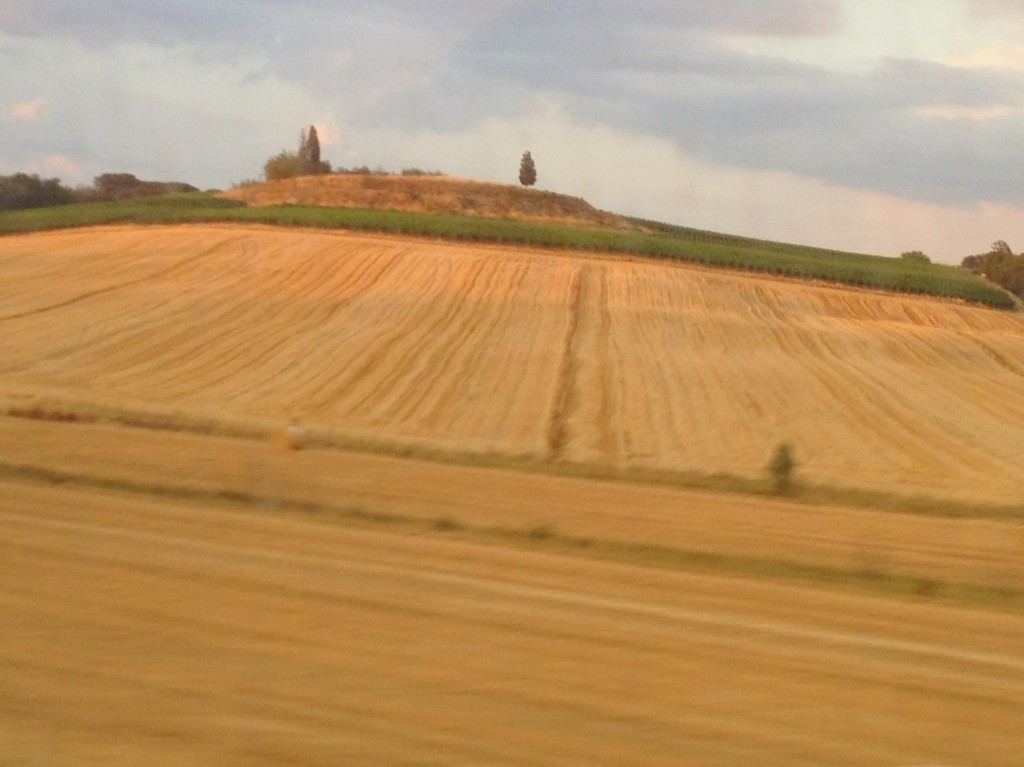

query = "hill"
[[4, 222, 1024, 766], [221, 173, 629, 230], [3, 224, 1023, 506]]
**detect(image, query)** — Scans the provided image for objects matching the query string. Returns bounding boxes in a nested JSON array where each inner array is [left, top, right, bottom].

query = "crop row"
[[0, 193, 1014, 308]]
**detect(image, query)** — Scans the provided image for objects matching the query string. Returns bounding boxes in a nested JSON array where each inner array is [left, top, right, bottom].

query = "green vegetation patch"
[[0, 192, 1014, 308]]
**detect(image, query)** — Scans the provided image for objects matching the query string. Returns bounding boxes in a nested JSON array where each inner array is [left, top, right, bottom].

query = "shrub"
[[768, 443, 796, 495], [263, 151, 306, 181]]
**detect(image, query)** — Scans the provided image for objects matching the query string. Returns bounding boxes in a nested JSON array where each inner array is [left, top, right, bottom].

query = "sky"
[[3, 1, 1024, 262]]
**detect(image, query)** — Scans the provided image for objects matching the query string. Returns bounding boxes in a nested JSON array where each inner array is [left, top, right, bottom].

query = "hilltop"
[[221, 174, 629, 230]]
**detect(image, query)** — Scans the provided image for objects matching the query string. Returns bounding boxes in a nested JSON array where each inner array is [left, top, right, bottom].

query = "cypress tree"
[[519, 150, 537, 187], [306, 125, 321, 167]]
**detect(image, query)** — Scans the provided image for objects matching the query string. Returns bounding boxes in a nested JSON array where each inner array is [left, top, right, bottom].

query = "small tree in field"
[[962, 240, 1024, 298], [519, 150, 537, 187], [768, 443, 796, 495], [900, 250, 930, 264]]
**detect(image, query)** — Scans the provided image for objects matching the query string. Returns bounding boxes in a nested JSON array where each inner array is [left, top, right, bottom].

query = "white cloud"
[[34, 154, 85, 182], [943, 42, 1024, 70], [967, 0, 1024, 19], [312, 122, 341, 147], [9, 96, 46, 121]]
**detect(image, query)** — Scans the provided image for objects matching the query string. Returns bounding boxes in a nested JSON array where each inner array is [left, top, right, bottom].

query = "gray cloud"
[[3, 0, 1022, 210], [0, 0, 260, 47], [400, 11, 1024, 208], [472, 1, 844, 39]]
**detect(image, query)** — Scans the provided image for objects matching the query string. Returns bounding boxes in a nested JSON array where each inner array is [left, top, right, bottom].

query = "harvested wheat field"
[[2, 480, 1024, 766], [2, 224, 1024, 503], [3, 223, 1024, 765], [3, 417, 1023, 593]]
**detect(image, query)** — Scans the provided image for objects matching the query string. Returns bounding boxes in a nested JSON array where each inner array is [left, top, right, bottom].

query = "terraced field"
[[3, 224, 1023, 503]]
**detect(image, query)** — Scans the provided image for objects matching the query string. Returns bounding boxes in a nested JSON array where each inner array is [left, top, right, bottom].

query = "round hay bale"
[[276, 424, 307, 451]]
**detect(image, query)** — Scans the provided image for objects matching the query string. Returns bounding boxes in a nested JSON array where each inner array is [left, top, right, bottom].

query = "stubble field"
[[2, 224, 1024, 764], [2, 224, 1024, 502]]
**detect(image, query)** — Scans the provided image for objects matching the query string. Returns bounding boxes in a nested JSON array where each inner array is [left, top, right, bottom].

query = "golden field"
[[2, 223, 1024, 765], [3, 478, 1023, 766], [2, 224, 1024, 503]]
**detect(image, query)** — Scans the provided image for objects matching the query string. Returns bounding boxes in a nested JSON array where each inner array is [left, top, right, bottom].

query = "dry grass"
[[221, 174, 629, 229]]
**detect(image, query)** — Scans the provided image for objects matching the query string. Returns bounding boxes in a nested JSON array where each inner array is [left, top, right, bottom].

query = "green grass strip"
[[0, 192, 1014, 308]]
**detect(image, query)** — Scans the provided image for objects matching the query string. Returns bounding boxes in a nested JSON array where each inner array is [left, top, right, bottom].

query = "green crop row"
[[0, 193, 1015, 309]]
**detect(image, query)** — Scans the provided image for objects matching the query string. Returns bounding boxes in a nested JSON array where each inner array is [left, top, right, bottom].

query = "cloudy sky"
[[3, 1, 1024, 262]]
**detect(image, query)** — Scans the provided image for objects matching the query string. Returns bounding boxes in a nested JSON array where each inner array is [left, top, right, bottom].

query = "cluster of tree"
[[0, 172, 198, 212], [0, 173, 74, 211], [87, 173, 197, 201], [263, 125, 332, 181], [961, 241, 1024, 298], [899, 250, 931, 264], [262, 126, 535, 187]]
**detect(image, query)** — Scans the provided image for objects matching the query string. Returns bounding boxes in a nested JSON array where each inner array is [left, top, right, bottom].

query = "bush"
[[401, 168, 443, 176], [93, 172, 197, 201], [768, 443, 796, 495], [263, 151, 306, 181]]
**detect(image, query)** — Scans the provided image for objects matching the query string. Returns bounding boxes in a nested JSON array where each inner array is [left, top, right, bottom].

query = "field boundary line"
[[4, 406, 1023, 522], [2, 460, 1023, 613], [3, 505, 1024, 676]]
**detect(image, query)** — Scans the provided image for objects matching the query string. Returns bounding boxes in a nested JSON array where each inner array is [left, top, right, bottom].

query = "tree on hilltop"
[[264, 125, 331, 181], [519, 150, 536, 187], [0, 173, 73, 211], [961, 240, 1024, 298], [300, 125, 321, 169], [899, 250, 930, 264]]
